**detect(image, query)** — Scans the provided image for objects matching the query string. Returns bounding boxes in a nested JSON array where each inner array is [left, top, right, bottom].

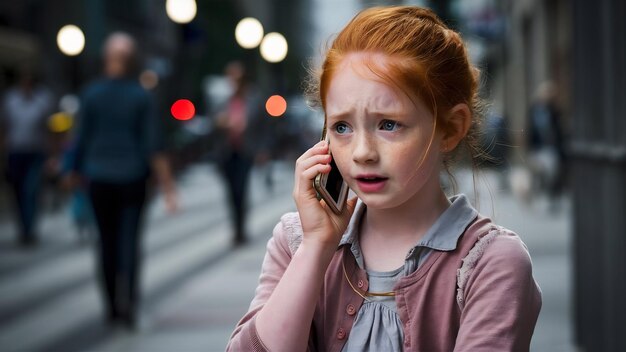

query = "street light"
[[56, 25, 85, 56], [235, 17, 264, 49], [260, 32, 288, 63], [166, 0, 197, 24]]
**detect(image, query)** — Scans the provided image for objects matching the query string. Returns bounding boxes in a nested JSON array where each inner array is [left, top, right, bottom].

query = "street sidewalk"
[[90, 168, 575, 352], [88, 163, 296, 352], [91, 239, 271, 352]]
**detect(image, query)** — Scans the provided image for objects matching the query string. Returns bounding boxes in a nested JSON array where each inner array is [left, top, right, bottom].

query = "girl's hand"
[[293, 141, 357, 250]]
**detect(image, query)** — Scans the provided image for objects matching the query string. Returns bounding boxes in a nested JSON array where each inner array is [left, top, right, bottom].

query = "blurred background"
[[0, 0, 623, 351]]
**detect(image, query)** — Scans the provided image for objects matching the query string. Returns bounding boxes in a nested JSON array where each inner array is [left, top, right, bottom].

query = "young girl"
[[227, 6, 541, 351]]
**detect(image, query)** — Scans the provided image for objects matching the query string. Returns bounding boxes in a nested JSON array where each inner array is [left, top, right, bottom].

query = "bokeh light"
[[235, 17, 264, 49], [260, 32, 288, 63], [48, 112, 73, 133], [265, 95, 287, 117], [56, 25, 85, 56], [139, 70, 159, 90], [171, 99, 195, 120], [166, 0, 197, 24]]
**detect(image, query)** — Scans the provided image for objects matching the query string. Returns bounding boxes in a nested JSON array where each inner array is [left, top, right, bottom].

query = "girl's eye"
[[380, 120, 399, 131], [334, 123, 351, 134]]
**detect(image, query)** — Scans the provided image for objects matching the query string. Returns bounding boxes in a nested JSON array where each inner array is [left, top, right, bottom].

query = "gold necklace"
[[342, 259, 396, 300]]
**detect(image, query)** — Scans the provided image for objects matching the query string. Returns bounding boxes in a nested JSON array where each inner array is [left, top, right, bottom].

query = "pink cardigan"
[[227, 213, 542, 351]]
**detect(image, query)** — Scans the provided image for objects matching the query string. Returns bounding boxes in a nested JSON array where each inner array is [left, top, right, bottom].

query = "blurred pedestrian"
[[527, 81, 567, 210], [66, 32, 177, 328], [213, 61, 271, 246], [1, 67, 54, 247]]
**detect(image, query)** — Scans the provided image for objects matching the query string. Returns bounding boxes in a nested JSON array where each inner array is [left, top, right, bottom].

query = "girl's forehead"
[[326, 54, 408, 114], [325, 53, 433, 121]]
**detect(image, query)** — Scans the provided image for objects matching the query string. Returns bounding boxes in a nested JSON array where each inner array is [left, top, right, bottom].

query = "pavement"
[[0, 163, 575, 351]]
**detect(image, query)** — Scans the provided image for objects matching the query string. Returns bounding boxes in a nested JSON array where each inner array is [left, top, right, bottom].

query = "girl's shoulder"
[[457, 218, 535, 308], [463, 217, 532, 270], [463, 215, 529, 254]]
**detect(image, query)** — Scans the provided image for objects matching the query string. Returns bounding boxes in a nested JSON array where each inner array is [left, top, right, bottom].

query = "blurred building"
[[504, 0, 626, 349], [569, 0, 626, 351], [0, 0, 178, 92], [0, 0, 315, 166], [497, 0, 626, 350], [500, 0, 571, 155], [446, 0, 570, 159]]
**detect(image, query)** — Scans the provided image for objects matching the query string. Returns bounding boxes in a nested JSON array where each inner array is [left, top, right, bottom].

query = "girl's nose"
[[352, 133, 378, 164]]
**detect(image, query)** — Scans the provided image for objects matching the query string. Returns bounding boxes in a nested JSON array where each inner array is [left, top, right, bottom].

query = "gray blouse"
[[339, 195, 478, 352]]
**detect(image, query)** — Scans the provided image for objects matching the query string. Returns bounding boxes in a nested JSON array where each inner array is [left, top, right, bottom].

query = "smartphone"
[[313, 128, 349, 214]]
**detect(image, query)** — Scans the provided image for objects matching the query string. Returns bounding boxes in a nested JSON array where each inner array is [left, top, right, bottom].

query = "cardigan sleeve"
[[226, 213, 299, 351], [454, 230, 542, 352]]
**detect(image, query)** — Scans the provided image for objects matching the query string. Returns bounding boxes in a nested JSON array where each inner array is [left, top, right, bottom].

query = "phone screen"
[[326, 157, 344, 203]]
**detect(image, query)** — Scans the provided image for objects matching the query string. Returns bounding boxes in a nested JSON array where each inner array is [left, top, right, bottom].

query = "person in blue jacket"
[[67, 32, 177, 328]]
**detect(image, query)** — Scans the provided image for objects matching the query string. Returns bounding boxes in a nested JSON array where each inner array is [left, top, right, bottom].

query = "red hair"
[[311, 6, 483, 151]]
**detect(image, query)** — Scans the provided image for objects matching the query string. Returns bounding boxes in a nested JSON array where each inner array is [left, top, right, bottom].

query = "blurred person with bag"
[[66, 32, 177, 328], [1, 67, 54, 247]]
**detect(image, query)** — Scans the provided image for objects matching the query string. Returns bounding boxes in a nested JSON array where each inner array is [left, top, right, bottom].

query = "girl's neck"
[[363, 187, 450, 243], [359, 187, 450, 272]]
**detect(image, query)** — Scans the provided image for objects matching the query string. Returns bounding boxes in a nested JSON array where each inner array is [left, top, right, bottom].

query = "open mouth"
[[357, 176, 388, 183], [355, 175, 389, 192]]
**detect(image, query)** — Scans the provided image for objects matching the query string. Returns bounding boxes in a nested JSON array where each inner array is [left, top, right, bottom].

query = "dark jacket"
[[72, 78, 162, 182]]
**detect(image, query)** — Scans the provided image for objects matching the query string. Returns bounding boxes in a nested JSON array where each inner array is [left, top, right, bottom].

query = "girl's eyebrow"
[[326, 111, 350, 121], [327, 109, 405, 121]]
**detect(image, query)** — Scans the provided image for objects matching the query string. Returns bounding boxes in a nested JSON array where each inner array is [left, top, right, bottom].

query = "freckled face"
[[324, 53, 443, 210]]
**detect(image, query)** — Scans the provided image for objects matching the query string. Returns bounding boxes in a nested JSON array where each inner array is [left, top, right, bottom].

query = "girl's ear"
[[441, 103, 471, 151]]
